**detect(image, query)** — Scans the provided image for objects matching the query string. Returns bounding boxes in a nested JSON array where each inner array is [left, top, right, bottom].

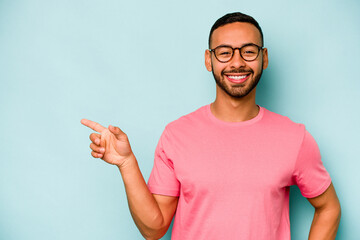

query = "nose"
[[230, 48, 246, 68]]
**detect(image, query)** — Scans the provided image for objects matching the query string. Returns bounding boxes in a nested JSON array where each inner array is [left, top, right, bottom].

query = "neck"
[[211, 86, 259, 122]]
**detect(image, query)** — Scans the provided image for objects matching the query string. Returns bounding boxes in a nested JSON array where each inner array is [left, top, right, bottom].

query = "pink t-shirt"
[[147, 105, 331, 240]]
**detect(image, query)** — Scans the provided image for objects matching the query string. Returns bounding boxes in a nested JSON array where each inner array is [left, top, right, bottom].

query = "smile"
[[225, 74, 250, 84]]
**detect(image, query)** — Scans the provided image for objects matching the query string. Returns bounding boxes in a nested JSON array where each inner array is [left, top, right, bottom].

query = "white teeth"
[[227, 75, 247, 80]]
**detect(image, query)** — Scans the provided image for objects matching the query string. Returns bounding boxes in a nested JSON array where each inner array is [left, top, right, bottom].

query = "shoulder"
[[261, 107, 306, 137], [262, 108, 304, 127], [158, 105, 208, 150], [165, 104, 208, 132]]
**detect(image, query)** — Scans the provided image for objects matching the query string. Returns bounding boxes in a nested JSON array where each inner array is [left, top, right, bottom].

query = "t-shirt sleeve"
[[147, 128, 180, 197], [292, 130, 332, 198]]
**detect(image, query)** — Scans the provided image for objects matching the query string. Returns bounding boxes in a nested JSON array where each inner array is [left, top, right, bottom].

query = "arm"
[[119, 154, 178, 239], [307, 183, 341, 240], [81, 119, 178, 239]]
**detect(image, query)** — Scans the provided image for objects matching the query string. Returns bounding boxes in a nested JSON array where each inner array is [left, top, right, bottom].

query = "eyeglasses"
[[209, 43, 263, 63]]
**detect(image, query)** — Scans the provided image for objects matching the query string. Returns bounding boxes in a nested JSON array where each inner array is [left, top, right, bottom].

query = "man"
[[81, 12, 341, 240]]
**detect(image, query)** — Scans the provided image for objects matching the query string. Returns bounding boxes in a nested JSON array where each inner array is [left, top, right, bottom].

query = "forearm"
[[118, 154, 165, 239], [308, 205, 341, 240]]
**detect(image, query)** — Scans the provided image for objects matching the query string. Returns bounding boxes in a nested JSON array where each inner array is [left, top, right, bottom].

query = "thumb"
[[108, 125, 127, 140]]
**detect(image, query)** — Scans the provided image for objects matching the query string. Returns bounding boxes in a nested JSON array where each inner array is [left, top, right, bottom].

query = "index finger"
[[81, 119, 106, 133]]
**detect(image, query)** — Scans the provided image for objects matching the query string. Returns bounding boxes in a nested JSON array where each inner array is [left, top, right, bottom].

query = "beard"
[[212, 66, 263, 98]]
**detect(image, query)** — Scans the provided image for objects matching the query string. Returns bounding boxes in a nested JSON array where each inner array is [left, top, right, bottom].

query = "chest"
[[170, 128, 298, 197]]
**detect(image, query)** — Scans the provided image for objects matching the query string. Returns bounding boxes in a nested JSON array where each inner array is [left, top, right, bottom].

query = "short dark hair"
[[208, 12, 264, 48]]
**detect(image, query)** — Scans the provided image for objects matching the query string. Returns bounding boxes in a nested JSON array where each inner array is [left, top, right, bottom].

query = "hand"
[[81, 119, 133, 167]]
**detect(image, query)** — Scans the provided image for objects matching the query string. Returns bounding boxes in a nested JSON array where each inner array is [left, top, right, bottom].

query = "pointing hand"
[[81, 119, 133, 167]]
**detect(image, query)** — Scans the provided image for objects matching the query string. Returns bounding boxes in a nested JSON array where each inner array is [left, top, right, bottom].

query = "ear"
[[262, 48, 269, 69], [205, 49, 212, 72]]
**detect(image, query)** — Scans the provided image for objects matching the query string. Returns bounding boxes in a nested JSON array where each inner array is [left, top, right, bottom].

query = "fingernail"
[[95, 139, 100, 144], [100, 148, 105, 152]]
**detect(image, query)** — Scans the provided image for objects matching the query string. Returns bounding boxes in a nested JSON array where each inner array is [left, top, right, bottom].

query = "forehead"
[[211, 22, 262, 48]]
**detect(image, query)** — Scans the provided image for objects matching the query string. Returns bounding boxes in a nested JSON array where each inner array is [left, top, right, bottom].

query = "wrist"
[[117, 153, 137, 171]]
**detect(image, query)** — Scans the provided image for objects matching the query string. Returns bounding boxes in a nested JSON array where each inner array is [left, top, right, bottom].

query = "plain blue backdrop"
[[1, 0, 359, 239]]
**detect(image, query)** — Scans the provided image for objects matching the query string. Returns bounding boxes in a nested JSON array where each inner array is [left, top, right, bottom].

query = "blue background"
[[1, 0, 359, 239]]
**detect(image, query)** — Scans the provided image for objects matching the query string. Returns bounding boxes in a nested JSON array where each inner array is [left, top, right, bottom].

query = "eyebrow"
[[212, 43, 259, 49]]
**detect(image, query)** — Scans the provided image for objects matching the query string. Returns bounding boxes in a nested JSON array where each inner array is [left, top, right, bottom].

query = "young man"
[[82, 12, 341, 240]]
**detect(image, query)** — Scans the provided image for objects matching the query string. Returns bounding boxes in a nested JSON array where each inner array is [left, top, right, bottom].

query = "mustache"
[[222, 69, 254, 74]]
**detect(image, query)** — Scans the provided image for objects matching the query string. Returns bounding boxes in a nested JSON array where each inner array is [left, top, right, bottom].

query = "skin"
[[205, 22, 268, 122], [82, 22, 341, 239], [307, 183, 341, 239]]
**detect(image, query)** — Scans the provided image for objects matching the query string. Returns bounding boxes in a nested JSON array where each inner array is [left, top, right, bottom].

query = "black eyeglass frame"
[[209, 43, 264, 63]]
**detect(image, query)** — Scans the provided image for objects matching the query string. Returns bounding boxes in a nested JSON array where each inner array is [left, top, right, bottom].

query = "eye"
[[244, 50, 255, 54], [215, 47, 233, 57], [219, 51, 231, 55], [242, 46, 258, 56]]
